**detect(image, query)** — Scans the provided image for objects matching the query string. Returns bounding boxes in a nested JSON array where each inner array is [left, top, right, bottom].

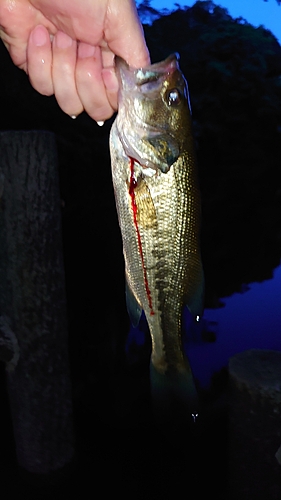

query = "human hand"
[[0, 0, 150, 121]]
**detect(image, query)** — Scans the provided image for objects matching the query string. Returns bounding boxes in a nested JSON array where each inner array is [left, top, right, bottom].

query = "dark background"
[[1, 2, 281, 498]]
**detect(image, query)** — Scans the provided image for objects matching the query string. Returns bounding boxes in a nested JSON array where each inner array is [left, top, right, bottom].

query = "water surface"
[[187, 262, 281, 387]]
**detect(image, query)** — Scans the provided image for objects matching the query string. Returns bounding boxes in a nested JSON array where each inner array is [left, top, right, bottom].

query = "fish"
[[109, 53, 204, 425]]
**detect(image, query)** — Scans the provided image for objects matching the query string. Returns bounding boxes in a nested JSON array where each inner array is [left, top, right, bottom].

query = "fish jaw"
[[114, 53, 192, 174]]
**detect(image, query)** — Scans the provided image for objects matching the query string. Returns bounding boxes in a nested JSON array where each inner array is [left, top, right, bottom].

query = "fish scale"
[[110, 54, 204, 422]]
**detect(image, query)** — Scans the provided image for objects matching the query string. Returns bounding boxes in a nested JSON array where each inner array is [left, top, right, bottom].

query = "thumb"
[[105, 0, 150, 68]]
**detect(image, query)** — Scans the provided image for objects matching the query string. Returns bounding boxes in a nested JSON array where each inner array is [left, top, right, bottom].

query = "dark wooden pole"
[[0, 130, 74, 474], [228, 349, 281, 499]]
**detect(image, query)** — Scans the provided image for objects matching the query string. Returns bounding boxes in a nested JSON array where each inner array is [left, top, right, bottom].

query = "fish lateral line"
[[129, 157, 155, 316]]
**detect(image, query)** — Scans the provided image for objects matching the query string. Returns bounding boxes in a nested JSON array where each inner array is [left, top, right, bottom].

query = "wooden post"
[[0, 130, 74, 475], [228, 349, 281, 499]]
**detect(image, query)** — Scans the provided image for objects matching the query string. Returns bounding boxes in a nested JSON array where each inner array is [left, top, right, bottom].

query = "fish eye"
[[167, 88, 181, 106]]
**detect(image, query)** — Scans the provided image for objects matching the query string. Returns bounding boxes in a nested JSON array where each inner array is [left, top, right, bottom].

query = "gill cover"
[[115, 54, 190, 173]]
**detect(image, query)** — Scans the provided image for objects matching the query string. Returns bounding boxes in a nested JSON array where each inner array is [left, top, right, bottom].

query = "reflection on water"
[[187, 261, 281, 388]]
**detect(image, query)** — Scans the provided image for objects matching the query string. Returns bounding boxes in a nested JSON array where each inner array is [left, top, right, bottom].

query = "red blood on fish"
[[129, 157, 155, 316]]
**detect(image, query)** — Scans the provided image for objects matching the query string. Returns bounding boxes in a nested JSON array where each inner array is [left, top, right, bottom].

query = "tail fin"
[[150, 361, 199, 428]]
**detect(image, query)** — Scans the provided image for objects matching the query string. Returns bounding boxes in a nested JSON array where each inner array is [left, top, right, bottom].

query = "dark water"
[[187, 261, 281, 388]]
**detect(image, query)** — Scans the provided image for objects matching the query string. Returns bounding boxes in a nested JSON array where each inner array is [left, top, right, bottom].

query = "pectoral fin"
[[125, 280, 142, 328]]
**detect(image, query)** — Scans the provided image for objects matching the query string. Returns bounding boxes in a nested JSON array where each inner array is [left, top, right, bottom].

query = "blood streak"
[[129, 158, 155, 316]]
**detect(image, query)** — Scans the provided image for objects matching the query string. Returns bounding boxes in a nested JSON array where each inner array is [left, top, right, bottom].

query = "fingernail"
[[31, 25, 48, 47], [55, 31, 73, 49], [78, 43, 96, 59]]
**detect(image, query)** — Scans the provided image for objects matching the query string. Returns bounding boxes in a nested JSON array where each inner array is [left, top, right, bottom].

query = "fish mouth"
[[115, 53, 180, 87], [115, 53, 184, 173]]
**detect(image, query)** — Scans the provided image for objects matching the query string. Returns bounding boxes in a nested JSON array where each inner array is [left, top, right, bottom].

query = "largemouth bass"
[[110, 54, 204, 423]]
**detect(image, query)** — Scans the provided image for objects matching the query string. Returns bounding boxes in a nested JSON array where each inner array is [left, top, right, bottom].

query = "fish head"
[[115, 53, 192, 175]]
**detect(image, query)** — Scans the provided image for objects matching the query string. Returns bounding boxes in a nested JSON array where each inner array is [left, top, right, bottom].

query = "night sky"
[[150, 0, 281, 43]]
